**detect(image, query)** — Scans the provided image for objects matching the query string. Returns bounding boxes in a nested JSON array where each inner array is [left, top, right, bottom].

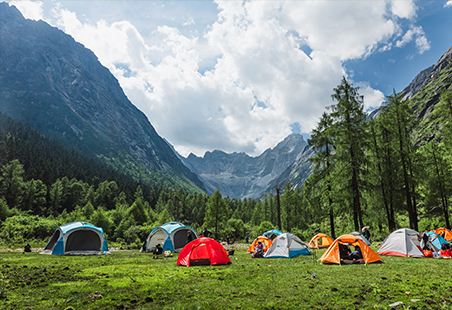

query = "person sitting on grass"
[[152, 243, 163, 259], [23, 243, 32, 253], [339, 243, 351, 260], [252, 241, 264, 258], [350, 245, 363, 260]]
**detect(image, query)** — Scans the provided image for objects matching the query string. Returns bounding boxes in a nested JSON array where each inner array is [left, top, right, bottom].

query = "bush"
[[0, 214, 60, 244]]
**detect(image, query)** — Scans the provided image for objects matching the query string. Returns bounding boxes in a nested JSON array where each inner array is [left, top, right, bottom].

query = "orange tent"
[[320, 234, 382, 265], [308, 233, 334, 249], [435, 228, 452, 241], [247, 236, 272, 253]]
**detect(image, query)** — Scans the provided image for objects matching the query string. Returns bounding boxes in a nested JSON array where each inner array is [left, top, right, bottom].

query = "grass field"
[[0, 249, 451, 309]]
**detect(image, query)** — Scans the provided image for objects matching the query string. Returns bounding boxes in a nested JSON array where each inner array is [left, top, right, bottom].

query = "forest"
[[0, 78, 450, 247]]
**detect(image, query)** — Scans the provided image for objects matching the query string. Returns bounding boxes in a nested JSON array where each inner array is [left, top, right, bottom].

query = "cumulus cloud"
[[8, 0, 43, 20], [445, 1, 452, 8], [396, 25, 430, 54], [12, 0, 428, 156], [359, 84, 385, 112]]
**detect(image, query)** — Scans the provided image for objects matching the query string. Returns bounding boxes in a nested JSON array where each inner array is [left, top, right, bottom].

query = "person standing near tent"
[[187, 230, 195, 243], [362, 227, 371, 243], [422, 232, 430, 250], [202, 228, 211, 238]]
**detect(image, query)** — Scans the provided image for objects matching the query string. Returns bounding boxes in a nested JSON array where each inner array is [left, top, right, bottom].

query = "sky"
[[6, 0, 452, 157]]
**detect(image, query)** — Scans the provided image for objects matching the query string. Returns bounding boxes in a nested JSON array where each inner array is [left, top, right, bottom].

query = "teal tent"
[[263, 229, 283, 239], [423, 232, 449, 251], [145, 222, 197, 252], [42, 222, 108, 255]]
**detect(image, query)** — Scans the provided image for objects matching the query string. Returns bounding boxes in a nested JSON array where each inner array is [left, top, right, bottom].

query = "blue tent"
[[424, 231, 449, 251], [145, 222, 197, 252], [263, 229, 283, 239], [42, 222, 108, 255]]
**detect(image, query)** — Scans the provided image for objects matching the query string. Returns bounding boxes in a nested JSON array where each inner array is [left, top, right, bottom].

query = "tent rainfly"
[[378, 228, 423, 257], [264, 233, 311, 258], [247, 236, 273, 253], [308, 233, 334, 249], [263, 229, 283, 239], [145, 222, 197, 253], [42, 222, 108, 255], [177, 237, 231, 266], [320, 234, 381, 265]]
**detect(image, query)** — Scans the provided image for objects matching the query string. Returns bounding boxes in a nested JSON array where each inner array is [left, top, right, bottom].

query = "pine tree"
[[309, 112, 336, 238], [204, 190, 226, 238], [331, 77, 368, 230]]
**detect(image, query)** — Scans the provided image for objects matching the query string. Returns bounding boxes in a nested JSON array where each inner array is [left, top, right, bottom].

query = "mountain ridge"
[[0, 3, 204, 191]]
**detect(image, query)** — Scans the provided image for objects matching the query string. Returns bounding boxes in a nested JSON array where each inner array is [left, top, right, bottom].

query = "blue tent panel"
[[263, 229, 283, 238], [289, 248, 312, 257]]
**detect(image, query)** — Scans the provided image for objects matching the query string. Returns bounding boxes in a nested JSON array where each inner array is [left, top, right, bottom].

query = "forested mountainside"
[[0, 3, 203, 191], [184, 134, 308, 198], [402, 47, 451, 144]]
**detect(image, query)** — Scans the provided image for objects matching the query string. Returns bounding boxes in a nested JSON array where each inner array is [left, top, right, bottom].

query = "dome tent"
[[264, 233, 311, 258], [308, 233, 334, 249], [247, 236, 272, 253], [421, 231, 449, 252], [320, 234, 381, 265], [378, 228, 423, 257], [177, 237, 231, 267], [42, 222, 108, 255], [145, 222, 197, 253]]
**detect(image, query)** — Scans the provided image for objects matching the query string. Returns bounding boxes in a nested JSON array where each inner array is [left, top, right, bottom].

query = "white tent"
[[378, 228, 423, 257], [264, 233, 311, 258], [349, 231, 371, 245]]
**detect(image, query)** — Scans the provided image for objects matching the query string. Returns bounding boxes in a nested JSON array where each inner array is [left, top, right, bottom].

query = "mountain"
[[0, 112, 140, 193], [184, 133, 309, 198], [402, 46, 451, 143], [0, 3, 203, 190]]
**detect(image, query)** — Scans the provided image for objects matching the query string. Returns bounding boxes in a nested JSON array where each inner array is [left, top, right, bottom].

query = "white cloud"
[[396, 25, 430, 54], [359, 84, 385, 111], [8, 0, 43, 20], [391, 0, 417, 19], [445, 1, 452, 8], [12, 0, 427, 156]]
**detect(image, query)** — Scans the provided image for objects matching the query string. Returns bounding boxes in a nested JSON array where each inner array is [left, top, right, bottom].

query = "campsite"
[[0, 1, 451, 309], [0, 247, 451, 309]]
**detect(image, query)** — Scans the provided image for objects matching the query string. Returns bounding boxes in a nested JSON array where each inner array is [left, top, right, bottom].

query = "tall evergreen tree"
[[331, 77, 368, 230]]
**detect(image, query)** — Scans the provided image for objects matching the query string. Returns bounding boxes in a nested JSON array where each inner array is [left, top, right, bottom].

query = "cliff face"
[[0, 3, 203, 189]]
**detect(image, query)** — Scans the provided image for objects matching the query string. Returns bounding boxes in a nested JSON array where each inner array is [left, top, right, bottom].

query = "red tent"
[[176, 237, 231, 267]]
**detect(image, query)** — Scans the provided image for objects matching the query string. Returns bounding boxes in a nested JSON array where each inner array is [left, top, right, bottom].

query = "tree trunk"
[[371, 124, 393, 231], [432, 146, 450, 229], [382, 128, 396, 229], [395, 102, 415, 230], [276, 187, 282, 230], [326, 143, 336, 239]]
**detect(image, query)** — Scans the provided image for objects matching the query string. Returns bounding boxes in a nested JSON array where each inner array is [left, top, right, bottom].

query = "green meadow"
[[0, 250, 450, 309]]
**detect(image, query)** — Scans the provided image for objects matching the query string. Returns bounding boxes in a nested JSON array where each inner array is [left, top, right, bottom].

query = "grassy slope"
[[0, 250, 451, 309]]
